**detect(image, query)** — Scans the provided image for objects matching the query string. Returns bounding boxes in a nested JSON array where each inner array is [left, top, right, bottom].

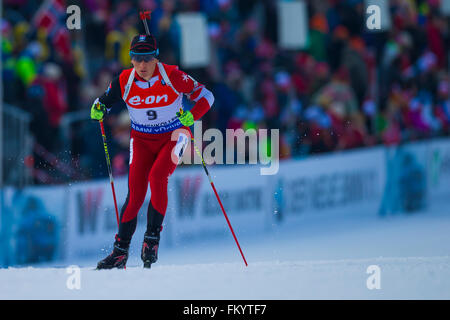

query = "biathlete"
[[91, 33, 214, 269]]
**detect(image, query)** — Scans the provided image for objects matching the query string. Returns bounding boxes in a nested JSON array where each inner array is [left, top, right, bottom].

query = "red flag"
[[33, 0, 66, 36]]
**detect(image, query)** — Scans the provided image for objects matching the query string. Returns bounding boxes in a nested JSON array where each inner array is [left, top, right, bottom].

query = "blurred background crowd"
[[1, 0, 450, 185]]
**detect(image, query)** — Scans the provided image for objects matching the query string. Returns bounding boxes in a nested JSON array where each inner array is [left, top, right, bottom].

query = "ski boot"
[[96, 235, 130, 270], [141, 228, 161, 269]]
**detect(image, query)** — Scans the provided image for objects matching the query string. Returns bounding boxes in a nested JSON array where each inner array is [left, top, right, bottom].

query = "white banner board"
[[176, 13, 210, 68], [277, 0, 308, 49]]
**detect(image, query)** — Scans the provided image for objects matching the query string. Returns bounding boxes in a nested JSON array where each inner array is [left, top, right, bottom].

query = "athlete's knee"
[[149, 168, 171, 186], [120, 194, 146, 223]]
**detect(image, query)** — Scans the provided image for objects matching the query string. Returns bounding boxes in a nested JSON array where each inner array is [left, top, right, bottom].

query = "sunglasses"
[[130, 50, 159, 62]]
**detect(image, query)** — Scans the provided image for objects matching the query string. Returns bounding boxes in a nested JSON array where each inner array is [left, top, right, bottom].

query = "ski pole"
[[98, 119, 120, 229], [179, 109, 248, 267]]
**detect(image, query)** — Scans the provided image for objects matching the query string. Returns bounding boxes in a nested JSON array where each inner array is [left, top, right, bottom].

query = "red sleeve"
[[168, 68, 196, 94], [190, 98, 211, 121], [168, 68, 213, 121]]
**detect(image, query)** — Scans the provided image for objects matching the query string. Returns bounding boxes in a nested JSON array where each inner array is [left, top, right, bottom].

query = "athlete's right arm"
[[91, 76, 122, 120], [98, 76, 122, 109]]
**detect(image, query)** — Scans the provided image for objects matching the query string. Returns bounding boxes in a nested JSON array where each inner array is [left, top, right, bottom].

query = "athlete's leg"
[[117, 134, 155, 241], [141, 129, 190, 267], [98, 134, 155, 269], [146, 129, 190, 232]]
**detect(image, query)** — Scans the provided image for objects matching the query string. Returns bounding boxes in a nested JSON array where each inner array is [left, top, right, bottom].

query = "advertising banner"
[[63, 163, 269, 260], [427, 138, 450, 202], [380, 141, 429, 215], [64, 176, 143, 260], [167, 164, 270, 244], [274, 147, 386, 222], [1, 185, 67, 266], [4, 139, 449, 264]]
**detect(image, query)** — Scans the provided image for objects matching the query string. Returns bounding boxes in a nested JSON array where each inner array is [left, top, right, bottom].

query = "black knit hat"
[[130, 34, 159, 55]]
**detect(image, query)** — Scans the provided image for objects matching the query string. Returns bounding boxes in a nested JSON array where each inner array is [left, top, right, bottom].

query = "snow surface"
[[1, 205, 450, 299]]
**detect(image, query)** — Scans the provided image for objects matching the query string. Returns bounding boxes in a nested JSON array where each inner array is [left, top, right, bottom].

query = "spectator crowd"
[[2, 0, 450, 184]]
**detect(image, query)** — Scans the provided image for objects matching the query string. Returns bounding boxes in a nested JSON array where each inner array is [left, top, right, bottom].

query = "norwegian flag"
[[33, 0, 73, 61], [33, 0, 66, 37]]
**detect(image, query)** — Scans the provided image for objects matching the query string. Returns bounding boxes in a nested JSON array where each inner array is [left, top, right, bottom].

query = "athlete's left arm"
[[169, 69, 214, 121]]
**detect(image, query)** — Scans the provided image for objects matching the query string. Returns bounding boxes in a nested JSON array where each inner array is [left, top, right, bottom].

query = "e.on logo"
[[128, 95, 168, 106]]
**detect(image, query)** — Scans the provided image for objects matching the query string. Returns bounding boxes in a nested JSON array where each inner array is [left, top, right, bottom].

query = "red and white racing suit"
[[98, 62, 214, 241]]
